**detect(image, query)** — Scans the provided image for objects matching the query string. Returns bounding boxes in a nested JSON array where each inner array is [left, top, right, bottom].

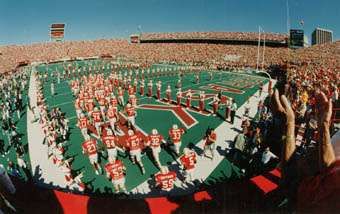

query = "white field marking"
[[46, 91, 73, 99], [185, 107, 211, 117], [128, 80, 276, 198], [51, 101, 73, 108], [199, 84, 245, 94], [137, 105, 198, 130], [27, 69, 68, 188]]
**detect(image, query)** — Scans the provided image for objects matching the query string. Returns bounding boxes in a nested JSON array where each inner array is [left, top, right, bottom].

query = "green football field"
[[33, 59, 267, 194]]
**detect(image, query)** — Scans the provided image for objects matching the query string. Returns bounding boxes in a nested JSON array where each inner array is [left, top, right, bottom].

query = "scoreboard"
[[50, 23, 65, 41], [289, 29, 304, 48]]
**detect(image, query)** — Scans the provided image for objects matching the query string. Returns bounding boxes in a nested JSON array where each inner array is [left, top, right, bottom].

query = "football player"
[[82, 138, 102, 175], [125, 129, 145, 174], [91, 107, 103, 137], [105, 157, 127, 193], [180, 148, 197, 183], [102, 129, 119, 161], [117, 86, 124, 106], [168, 124, 185, 155], [77, 113, 90, 140], [125, 103, 136, 127], [155, 166, 177, 192], [146, 129, 164, 169]]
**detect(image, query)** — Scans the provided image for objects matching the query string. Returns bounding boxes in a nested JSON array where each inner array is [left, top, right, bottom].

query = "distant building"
[[311, 28, 333, 45], [303, 35, 309, 47]]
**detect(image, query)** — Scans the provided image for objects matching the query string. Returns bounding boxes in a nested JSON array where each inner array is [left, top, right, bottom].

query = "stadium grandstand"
[[0, 1, 339, 214]]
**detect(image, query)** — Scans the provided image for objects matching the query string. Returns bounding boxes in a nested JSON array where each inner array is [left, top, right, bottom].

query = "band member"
[[199, 91, 205, 112], [140, 79, 145, 96], [212, 94, 220, 115], [166, 85, 172, 103], [147, 80, 153, 97], [176, 88, 182, 106], [186, 89, 192, 109], [156, 80, 162, 100]]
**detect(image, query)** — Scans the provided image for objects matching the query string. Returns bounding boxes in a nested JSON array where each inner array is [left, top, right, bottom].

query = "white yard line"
[[27, 68, 68, 188], [129, 79, 275, 198]]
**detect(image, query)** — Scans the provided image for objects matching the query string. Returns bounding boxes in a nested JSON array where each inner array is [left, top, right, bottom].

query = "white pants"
[[108, 148, 117, 160], [89, 154, 98, 165], [127, 116, 135, 126], [130, 149, 142, 162]]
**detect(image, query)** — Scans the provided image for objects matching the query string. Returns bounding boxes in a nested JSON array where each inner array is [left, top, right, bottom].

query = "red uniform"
[[180, 152, 197, 170], [110, 97, 118, 107], [155, 171, 177, 191], [126, 106, 135, 117], [169, 128, 185, 144], [82, 139, 97, 155], [213, 99, 219, 114], [105, 160, 125, 180], [147, 134, 164, 148], [140, 84, 145, 96], [148, 85, 152, 97], [86, 99, 95, 112], [91, 111, 102, 123], [102, 135, 118, 149], [156, 85, 161, 100], [205, 132, 217, 146], [126, 134, 143, 151], [177, 93, 181, 106], [186, 95, 192, 108], [107, 107, 117, 119], [98, 97, 106, 106], [199, 95, 205, 112], [78, 118, 89, 129], [166, 90, 171, 103], [128, 87, 135, 96]]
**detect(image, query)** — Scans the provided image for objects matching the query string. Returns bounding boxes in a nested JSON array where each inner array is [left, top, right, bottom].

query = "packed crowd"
[[140, 32, 288, 42], [0, 36, 289, 74]]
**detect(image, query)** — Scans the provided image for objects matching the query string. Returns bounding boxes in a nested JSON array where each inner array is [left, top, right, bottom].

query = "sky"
[[0, 0, 339, 45]]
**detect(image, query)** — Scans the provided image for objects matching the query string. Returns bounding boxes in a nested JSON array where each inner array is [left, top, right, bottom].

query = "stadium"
[[0, 1, 339, 214]]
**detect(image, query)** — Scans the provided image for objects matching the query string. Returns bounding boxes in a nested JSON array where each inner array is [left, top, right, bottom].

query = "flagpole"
[[262, 31, 266, 70], [286, 0, 291, 76], [256, 26, 261, 71]]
